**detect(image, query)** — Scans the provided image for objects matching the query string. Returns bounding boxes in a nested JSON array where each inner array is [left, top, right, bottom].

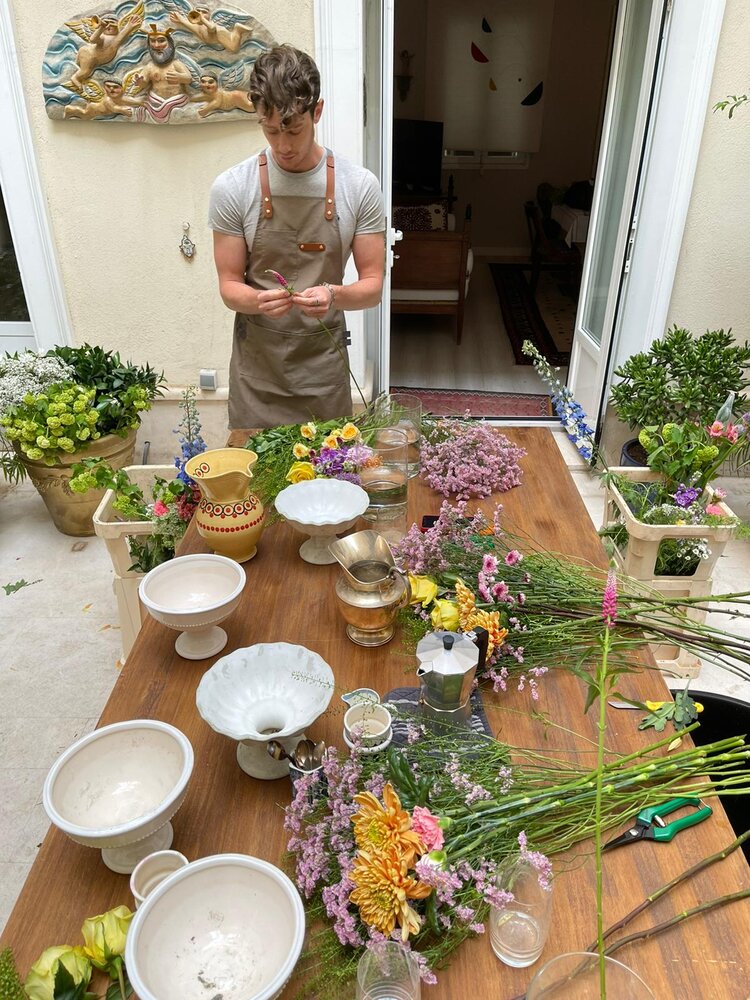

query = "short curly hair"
[[249, 45, 321, 126]]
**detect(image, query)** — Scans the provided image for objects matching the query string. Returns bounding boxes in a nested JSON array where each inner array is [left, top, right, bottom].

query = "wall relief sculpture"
[[43, 1, 277, 125]]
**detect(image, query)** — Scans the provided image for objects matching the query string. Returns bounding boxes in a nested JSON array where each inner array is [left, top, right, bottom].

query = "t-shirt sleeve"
[[355, 170, 386, 235], [208, 171, 244, 237]]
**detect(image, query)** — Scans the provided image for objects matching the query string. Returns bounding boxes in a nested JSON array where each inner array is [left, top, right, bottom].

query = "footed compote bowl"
[[43, 720, 194, 874], [125, 854, 305, 1000], [139, 553, 246, 659], [196, 642, 335, 779], [274, 478, 369, 564]]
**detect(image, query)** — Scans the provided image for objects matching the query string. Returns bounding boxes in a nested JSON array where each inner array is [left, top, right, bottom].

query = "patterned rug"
[[488, 262, 576, 365], [389, 386, 552, 418]]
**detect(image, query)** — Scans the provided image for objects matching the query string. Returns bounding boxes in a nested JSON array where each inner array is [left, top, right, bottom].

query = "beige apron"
[[228, 149, 353, 429]]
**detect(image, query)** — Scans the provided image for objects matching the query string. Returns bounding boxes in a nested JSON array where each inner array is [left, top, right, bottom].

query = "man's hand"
[[291, 285, 333, 318], [257, 287, 295, 319]]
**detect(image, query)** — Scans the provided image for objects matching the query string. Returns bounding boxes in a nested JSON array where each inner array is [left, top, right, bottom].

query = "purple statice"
[[602, 568, 618, 628], [405, 722, 426, 745], [446, 755, 491, 804], [673, 483, 701, 508], [497, 765, 514, 795], [322, 875, 363, 948], [518, 830, 553, 890], [420, 419, 526, 499], [414, 858, 463, 906], [366, 934, 438, 986], [393, 500, 491, 576]]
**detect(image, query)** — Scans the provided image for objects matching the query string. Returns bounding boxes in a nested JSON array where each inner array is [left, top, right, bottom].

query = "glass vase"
[[356, 941, 421, 1000], [489, 856, 553, 968], [526, 951, 655, 999]]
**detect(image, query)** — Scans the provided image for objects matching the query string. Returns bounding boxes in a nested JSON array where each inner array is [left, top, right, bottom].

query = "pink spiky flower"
[[265, 269, 295, 294], [602, 568, 617, 628]]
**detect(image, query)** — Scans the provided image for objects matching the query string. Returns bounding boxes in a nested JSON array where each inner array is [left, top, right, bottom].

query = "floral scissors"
[[603, 797, 713, 851]]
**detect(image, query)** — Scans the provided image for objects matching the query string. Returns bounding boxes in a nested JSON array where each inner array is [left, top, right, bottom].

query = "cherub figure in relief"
[[63, 78, 144, 119], [189, 66, 254, 117], [167, 2, 253, 53], [64, 2, 145, 92]]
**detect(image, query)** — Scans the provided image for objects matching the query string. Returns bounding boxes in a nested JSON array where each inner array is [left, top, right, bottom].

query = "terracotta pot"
[[20, 429, 137, 537], [184, 448, 265, 562]]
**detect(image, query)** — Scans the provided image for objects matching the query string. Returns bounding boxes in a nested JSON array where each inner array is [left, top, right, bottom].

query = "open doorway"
[[388, 0, 617, 418]]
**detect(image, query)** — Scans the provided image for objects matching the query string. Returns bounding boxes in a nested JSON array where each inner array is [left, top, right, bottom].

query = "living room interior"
[[388, 0, 617, 417]]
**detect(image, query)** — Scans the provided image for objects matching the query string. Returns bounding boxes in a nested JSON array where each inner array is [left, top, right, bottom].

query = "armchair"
[[390, 205, 473, 344]]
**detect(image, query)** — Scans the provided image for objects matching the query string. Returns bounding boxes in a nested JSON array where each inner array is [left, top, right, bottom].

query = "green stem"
[[318, 319, 367, 410], [118, 964, 127, 1000], [595, 625, 610, 998]]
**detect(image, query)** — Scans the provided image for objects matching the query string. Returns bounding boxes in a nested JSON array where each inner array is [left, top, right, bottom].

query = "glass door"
[[0, 180, 34, 354], [567, 0, 668, 429]]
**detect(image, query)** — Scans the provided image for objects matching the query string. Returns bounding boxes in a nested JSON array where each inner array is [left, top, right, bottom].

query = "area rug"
[[389, 386, 552, 418], [488, 262, 576, 365]]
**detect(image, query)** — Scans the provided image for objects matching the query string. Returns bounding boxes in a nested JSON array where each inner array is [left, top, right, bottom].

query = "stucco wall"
[[9, 0, 314, 386], [667, 0, 750, 342]]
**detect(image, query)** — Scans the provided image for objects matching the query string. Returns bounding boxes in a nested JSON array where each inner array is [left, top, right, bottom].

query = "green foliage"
[[610, 327, 750, 430], [638, 688, 701, 733], [52, 962, 92, 1000], [0, 947, 27, 1000], [2, 578, 41, 595], [714, 93, 748, 118], [1, 384, 100, 465]]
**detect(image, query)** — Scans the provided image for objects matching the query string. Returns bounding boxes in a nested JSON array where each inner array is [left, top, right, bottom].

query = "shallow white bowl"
[[139, 553, 246, 659], [43, 720, 194, 873], [125, 854, 305, 1000], [274, 479, 369, 564], [196, 643, 335, 778]]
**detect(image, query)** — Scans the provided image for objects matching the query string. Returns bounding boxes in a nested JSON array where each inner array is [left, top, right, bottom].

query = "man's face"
[[200, 76, 218, 94], [260, 101, 323, 173]]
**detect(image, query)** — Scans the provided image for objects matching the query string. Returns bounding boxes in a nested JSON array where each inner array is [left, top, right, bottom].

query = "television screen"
[[392, 118, 444, 194]]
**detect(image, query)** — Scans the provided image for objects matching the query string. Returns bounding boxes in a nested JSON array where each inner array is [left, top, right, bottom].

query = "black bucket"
[[690, 691, 750, 859], [619, 438, 648, 467]]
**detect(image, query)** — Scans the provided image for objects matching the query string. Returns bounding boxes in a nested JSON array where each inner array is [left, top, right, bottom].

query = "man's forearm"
[[328, 275, 383, 311], [219, 279, 262, 315]]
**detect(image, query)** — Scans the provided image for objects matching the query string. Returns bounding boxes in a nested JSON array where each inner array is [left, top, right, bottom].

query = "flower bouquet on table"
[[419, 414, 526, 499]]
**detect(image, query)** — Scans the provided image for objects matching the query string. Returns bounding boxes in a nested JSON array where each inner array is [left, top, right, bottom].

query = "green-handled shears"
[[603, 797, 713, 852]]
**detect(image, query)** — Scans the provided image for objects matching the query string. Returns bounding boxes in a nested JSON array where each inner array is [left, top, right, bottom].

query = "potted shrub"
[[609, 326, 750, 465], [0, 344, 163, 535]]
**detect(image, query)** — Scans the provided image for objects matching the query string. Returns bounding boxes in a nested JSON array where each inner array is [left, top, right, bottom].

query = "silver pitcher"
[[329, 530, 411, 646], [416, 631, 480, 727]]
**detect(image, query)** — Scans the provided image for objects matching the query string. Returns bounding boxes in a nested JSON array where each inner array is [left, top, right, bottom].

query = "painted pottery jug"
[[329, 530, 411, 646], [184, 448, 265, 562]]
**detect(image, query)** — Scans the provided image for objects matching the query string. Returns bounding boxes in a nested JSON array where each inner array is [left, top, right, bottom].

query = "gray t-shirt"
[[208, 148, 385, 270]]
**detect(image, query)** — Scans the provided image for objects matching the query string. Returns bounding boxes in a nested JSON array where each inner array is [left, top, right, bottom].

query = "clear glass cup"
[[526, 951, 655, 999], [489, 857, 553, 968], [356, 941, 421, 1000], [360, 427, 409, 517], [386, 392, 422, 479]]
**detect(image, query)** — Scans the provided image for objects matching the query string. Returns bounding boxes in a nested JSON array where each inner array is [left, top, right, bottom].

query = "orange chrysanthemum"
[[349, 847, 432, 940], [465, 608, 508, 656], [455, 578, 476, 627], [352, 782, 426, 863]]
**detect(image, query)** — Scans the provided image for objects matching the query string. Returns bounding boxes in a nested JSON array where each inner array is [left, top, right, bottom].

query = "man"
[[209, 45, 385, 429], [130, 25, 192, 122]]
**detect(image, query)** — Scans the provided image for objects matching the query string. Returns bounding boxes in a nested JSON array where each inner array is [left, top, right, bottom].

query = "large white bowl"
[[274, 478, 369, 564], [43, 720, 194, 873], [196, 642, 335, 778], [139, 553, 246, 659], [125, 854, 305, 1000]]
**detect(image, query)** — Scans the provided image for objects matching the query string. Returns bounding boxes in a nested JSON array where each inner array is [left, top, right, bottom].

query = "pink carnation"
[[152, 500, 169, 517], [705, 502, 725, 516], [411, 806, 444, 851]]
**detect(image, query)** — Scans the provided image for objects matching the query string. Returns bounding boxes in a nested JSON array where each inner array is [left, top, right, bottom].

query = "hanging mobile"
[[179, 222, 196, 259]]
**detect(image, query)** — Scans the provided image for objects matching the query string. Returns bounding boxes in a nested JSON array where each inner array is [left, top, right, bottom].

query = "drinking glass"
[[489, 857, 553, 968], [356, 941, 421, 1000], [360, 426, 409, 520], [526, 952, 655, 999], [386, 392, 422, 478]]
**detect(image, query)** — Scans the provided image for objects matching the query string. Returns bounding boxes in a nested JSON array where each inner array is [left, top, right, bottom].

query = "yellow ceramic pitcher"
[[185, 448, 265, 562]]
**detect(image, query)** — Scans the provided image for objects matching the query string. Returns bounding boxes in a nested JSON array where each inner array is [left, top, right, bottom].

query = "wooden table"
[[3, 429, 749, 998]]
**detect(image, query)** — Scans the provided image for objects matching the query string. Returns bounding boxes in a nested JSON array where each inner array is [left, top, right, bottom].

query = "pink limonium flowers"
[[419, 415, 526, 499]]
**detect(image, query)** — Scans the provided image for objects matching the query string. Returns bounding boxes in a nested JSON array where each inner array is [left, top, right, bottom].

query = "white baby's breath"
[[0, 352, 74, 416]]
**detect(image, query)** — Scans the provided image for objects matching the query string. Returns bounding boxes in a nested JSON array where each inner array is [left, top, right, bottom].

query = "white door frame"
[[316, 0, 726, 413], [0, 0, 71, 352]]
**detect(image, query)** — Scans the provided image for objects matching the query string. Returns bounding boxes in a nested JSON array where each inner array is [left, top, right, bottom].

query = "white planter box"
[[602, 467, 737, 679], [93, 465, 175, 662]]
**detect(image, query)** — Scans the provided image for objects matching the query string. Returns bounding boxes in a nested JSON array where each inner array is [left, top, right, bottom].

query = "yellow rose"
[[323, 434, 340, 449], [329, 427, 344, 439], [341, 422, 359, 441], [81, 905, 133, 976], [25, 946, 91, 1000], [300, 422, 317, 440], [292, 442, 310, 459], [408, 574, 438, 607], [286, 461, 316, 483], [430, 599, 460, 631]]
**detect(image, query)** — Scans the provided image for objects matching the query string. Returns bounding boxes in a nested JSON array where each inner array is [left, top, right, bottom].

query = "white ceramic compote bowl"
[[274, 478, 370, 564], [196, 642, 335, 779], [43, 720, 194, 874], [139, 553, 246, 659], [125, 854, 305, 1000]]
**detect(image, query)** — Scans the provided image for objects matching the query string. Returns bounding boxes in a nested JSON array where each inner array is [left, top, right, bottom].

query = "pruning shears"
[[603, 797, 713, 852]]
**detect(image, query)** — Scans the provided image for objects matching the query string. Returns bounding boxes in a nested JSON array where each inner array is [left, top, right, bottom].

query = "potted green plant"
[[609, 326, 750, 465], [0, 344, 164, 535]]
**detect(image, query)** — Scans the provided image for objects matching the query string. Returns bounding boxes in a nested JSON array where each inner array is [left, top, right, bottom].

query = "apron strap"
[[259, 152, 273, 219], [325, 153, 335, 221]]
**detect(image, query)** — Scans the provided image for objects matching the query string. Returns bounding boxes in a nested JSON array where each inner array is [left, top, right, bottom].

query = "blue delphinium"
[[523, 341, 596, 461], [173, 386, 207, 484]]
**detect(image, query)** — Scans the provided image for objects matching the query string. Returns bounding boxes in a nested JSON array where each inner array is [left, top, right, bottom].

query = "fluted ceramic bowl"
[[196, 642, 335, 778], [274, 478, 370, 564], [43, 720, 194, 873], [125, 854, 305, 1000], [139, 553, 246, 659]]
